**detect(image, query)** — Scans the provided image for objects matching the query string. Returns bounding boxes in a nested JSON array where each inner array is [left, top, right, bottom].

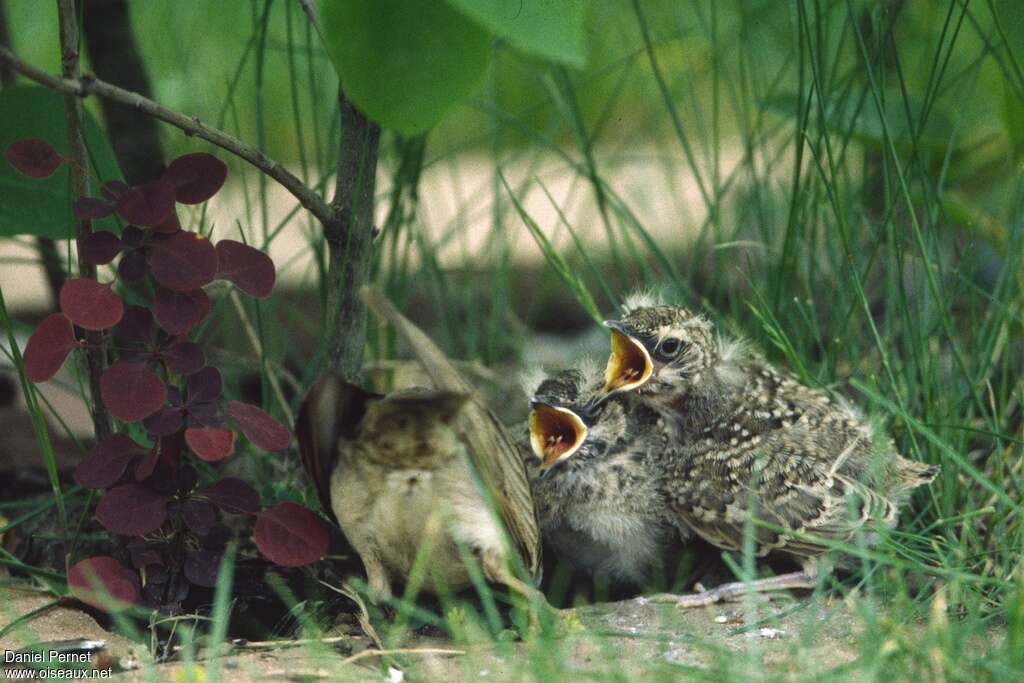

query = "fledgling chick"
[[298, 381, 530, 599], [523, 363, 686, 587], [597, 294, 939, 606]]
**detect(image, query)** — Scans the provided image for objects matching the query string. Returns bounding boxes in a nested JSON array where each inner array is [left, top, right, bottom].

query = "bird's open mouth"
[[602, 328, 653, 395], [528, 404, 588, 471]]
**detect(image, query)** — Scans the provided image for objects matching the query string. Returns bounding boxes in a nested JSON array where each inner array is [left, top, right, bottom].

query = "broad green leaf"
[[0, 86, 123, 239], [445, 0, 588, 68], [320, 0, 492, 136]]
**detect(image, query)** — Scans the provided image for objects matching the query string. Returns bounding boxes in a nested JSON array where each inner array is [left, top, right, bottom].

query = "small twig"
[[339, 647, 465, 666], [317, 579, 383, 650], [228, 636, 349, 650], [0, 44, 333, 226]]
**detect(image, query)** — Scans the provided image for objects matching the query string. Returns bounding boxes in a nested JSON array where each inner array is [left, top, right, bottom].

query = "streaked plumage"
[[600, 301, 938, 604], [523, 365, 686, 586]]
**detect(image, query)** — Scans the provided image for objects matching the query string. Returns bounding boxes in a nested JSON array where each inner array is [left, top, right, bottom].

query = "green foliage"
[[444, 0, 588, 68], [320, 0, 492, 136], [320, 0, 589, 135], [0, 86, 122, 239]]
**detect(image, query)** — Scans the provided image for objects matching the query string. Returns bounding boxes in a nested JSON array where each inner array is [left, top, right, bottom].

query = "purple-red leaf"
[[134, 446, 160, 481], [153, 211, 182, 234], [120, 225, 145, 246], [113, 305, 154, 345], [163, 341, 205, 375], [253, 502, 328, 567], [23, 313, 77, 382], [5, 138, 63, 178], [188, 366, 222, 404], [117, 249, 149, 282], [100, 361, 166, 422], [187, 288, 211, 328], [215, 240, 275, 298], [59, 278, 124, 331], [227, 401, 290, 451], [153, 287, 198, 335], [180, 499, 216, 536], [143, 406, 184, 437], [80, 230, 124, 265], [75, 433, 146, 489], [185, 427, 236, 462], [178, 463, 199, 493], [184, 549, 222, 588], [162, 153, 228, 204], [68, 556, 139, 611], [148, 231, 218, 291], [203, 477, 260, 514], [95, 483, 168, 535], [116, 180, 176, 226], [127, 540, 163, 570], [74, 197, 116, 220], [101, 181, 129, 201]]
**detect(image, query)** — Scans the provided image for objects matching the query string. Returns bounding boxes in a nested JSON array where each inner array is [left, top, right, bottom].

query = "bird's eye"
[[658, 338, 683, 358]]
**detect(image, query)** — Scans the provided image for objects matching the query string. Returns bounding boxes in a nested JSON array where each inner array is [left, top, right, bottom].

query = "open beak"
[[528, 402, 588, 473], [600, 321, 653, 397]]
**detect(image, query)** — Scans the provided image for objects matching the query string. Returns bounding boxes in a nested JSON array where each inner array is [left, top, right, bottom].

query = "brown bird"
[[523, 364, 686, 587], [598, 296, 938, 606], [297, 287, 542, 610]]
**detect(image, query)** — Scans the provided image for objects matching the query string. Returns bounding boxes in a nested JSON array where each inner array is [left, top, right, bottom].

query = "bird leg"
[[480, 548, 554, 631], [359, 547, 393, 602], [674, 570, 817, 608]]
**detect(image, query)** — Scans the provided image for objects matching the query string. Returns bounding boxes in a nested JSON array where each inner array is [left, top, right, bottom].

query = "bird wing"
[[295, 374, 383, 520], [361, 286, 542, 579], [669, 441, 897, 560]]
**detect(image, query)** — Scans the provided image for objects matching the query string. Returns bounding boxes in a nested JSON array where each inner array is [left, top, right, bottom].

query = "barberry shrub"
[[7, 141, 328, 612]]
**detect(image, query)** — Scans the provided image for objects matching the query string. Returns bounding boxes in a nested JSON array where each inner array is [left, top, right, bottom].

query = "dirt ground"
[[0, 582, 879, 681]]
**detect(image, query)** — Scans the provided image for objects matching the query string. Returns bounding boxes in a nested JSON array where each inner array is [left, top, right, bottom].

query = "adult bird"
[[296, 287, 543, 612]]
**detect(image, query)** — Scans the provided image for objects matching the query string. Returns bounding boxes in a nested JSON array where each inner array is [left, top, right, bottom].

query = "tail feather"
[[296, 375, 382, 520], [891, 456, 939, 500]]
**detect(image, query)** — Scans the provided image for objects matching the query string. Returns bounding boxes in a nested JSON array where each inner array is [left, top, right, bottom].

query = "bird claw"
[[674, 571, 817, 608]]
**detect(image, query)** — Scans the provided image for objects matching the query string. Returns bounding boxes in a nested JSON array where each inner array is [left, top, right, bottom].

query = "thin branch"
[[58, 0, 111, 443], [0, 44, 334, 226], [321, 90, 380, 378]]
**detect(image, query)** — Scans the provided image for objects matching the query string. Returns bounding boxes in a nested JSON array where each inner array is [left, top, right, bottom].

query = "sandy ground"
[[0, 584, 876, 681]]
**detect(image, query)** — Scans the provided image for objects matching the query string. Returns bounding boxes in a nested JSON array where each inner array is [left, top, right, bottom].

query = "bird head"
[[599, 305, 716, 401], [526, 366, 631, 476], [357, 389, 470, 467]]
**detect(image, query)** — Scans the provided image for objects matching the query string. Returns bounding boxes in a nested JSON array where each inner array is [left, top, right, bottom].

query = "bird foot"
[[672, 571, 817, 609]]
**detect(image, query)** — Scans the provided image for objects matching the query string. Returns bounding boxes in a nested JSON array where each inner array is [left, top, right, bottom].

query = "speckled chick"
[[599, 295, 938, 605], [523, 364, 687, 586]]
